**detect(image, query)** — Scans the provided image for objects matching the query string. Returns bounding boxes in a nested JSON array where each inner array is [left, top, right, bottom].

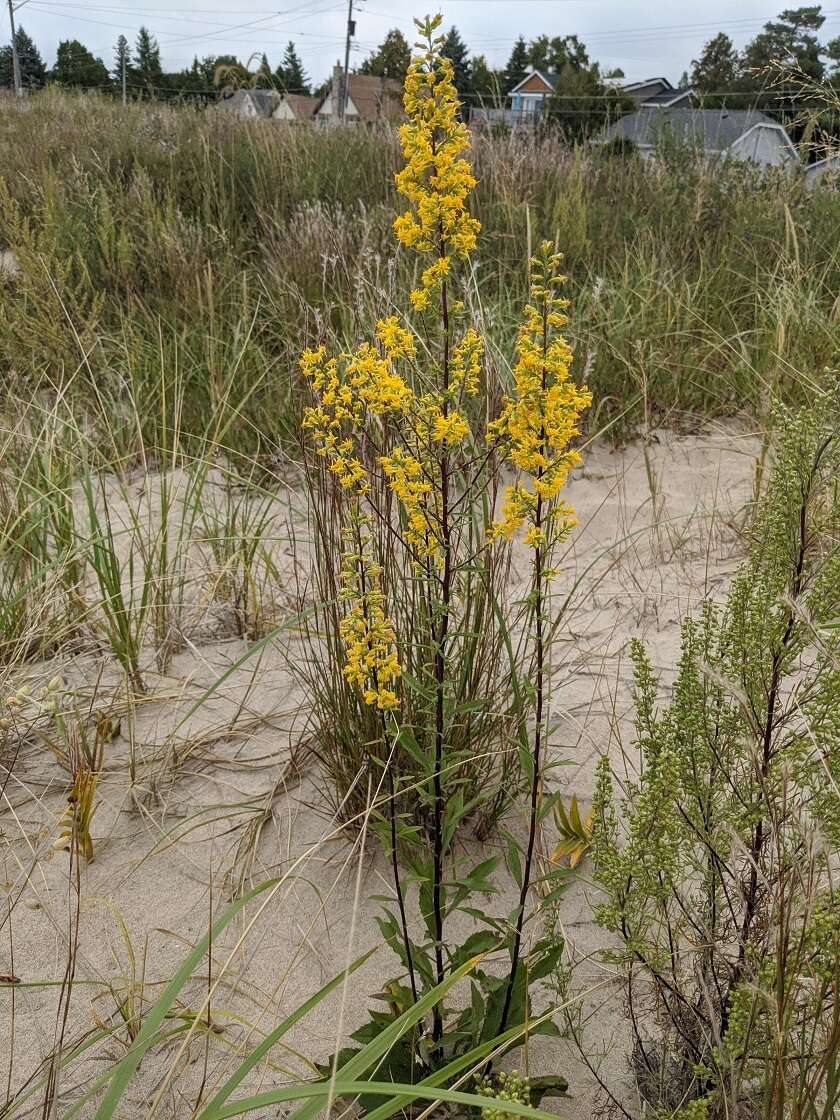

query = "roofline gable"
[[622, 76, 673, 93], [593, 112, 797, 158], [508, 69, 555, 95], [641, 88, 694, 108], [728, 120, 798, 159]]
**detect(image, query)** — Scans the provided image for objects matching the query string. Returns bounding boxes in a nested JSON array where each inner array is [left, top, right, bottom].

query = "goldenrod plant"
[[300, 13, 589, 1080], [592, 392, 840, 1119]]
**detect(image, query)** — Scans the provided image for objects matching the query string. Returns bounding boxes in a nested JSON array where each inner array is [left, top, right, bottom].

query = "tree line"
[[1, 6, 839, 135], [0, 27, 313, 98]]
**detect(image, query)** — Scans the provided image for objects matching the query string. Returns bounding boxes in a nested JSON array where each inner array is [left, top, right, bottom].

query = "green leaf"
[[278, 954, 487, 1120], [206, 1079, 567, 1120], [448, 931, 498, 970], [197, 948, 375, 1118], [93, 879, 281, 1120], [527, 942, 565, 982], [505, 838, 523, 888]]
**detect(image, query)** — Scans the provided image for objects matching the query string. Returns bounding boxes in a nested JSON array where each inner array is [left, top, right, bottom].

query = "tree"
[[503, 36, 529, 92], [51, 39, 109, 89], [113, 35, 130, 85], [254, 53, 272, 87], [547, 61, 627, 140], [470, 55, 501, 103], [529, 33, 590, 73], [742, 6, 826, 83], [441, 25, 470, 100], [275, 41, 309, 93], [691, 32, 742, 90], [190, 54, 238, 88], [359, 28, 410, 83], [828, 34, 840, 76], [134, 26, 162, 86], [0, 27, 46, 90]]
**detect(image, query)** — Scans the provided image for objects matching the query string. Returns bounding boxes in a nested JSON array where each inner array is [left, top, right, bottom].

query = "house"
[[274, 92, 320, 123], [804, 153, 840, 189], [315, 65, 403, 125], [621, 77, 694, 107], [469, 67, 555, 129], [219, 89, 282, 120], [508, 69, 557, 120], [595, 108, 798, 167], [469, 68, 697, 130]]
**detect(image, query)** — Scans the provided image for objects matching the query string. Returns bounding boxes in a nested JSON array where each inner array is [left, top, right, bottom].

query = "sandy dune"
[[1, 423, 762, 1117]]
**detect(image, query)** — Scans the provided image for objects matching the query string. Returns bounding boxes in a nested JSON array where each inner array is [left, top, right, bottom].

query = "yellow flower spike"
[[451, 329, 483, 395], [339, 518, 402, 711], [394, 15, 480, 313], [490, 242, 591, 548]]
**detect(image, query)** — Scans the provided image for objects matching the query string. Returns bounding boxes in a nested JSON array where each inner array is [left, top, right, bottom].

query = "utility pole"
[[339, 0, 354, 121], [121, 48, 127, 105], [7, 0, 22, 98]]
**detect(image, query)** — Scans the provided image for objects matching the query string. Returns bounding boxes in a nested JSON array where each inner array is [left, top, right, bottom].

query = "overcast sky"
[[8, 0, 840, 87]]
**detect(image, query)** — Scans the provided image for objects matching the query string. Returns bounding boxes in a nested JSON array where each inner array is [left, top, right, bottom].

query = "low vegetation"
[[0, 14, 838, 1120]]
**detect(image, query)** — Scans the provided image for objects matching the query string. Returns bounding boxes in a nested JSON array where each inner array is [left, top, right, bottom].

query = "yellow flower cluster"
[[394, 15, 480, 312], [452, 329, 483, 396], [376, 315, 417, 360], [490, 242, 591, 544], [301, 338, 413, 492], [379, 446, 439, 557], [339, 527, 401, 710]]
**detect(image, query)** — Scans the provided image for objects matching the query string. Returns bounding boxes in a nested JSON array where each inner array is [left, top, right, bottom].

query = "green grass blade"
[[208, 1079, 566, 1120], [197, 949, 377, 1118], [284, 953, 485, 1120], [92, 878, 279, 1120]]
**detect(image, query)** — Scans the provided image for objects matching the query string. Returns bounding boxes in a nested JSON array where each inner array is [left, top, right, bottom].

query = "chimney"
[[333, 61, 343, 102]]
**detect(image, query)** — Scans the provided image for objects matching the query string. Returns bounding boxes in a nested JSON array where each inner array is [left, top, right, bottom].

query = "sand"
[[0, 422, 762, 1118]]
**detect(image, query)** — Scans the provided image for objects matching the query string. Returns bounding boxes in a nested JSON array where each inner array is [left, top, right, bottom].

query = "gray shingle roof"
[[220, 89, 281, 117], [601, 108, 777, 151], [641, 89, 693, 106]]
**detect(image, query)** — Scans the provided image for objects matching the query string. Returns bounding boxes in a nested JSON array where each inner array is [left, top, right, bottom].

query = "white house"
[[218, 89, 282, 120], [804, 153, 840, 189], [273, 93, 319, 123]]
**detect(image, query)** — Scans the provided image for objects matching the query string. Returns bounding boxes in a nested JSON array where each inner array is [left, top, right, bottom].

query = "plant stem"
[[385, 755, 419, 1004], [430, 237, 452, 1057], [498, 300, 549, 1037], [352, 514, 418, 1005]]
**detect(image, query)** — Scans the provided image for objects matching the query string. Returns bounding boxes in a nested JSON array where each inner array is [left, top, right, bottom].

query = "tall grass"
[[0, 89, 837, 460]]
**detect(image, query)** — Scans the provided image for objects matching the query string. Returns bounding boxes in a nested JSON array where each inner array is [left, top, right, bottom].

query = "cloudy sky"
[[8, 0, 840, 87]]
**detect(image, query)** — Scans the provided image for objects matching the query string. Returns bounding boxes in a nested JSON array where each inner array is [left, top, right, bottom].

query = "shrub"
[[592, 389, 840, 1119]]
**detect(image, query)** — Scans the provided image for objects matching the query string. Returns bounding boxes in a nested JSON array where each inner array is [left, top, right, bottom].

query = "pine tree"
[[134, 26, 162, 86], [255, 52, 272, 87], [51, 40, 110, 89], [0, 27, 46, 90], [112, 35, 130, 85], [503, 36, 529, 92], [359, 28, 410, 82], [690, 32, 742, 90], [742, 6, 826, 83], [441, 26, 470, 101], [276, 41, 309, 94]]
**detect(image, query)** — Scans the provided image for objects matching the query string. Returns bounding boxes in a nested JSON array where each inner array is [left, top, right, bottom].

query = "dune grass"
[[0, 89, 837, 459]]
